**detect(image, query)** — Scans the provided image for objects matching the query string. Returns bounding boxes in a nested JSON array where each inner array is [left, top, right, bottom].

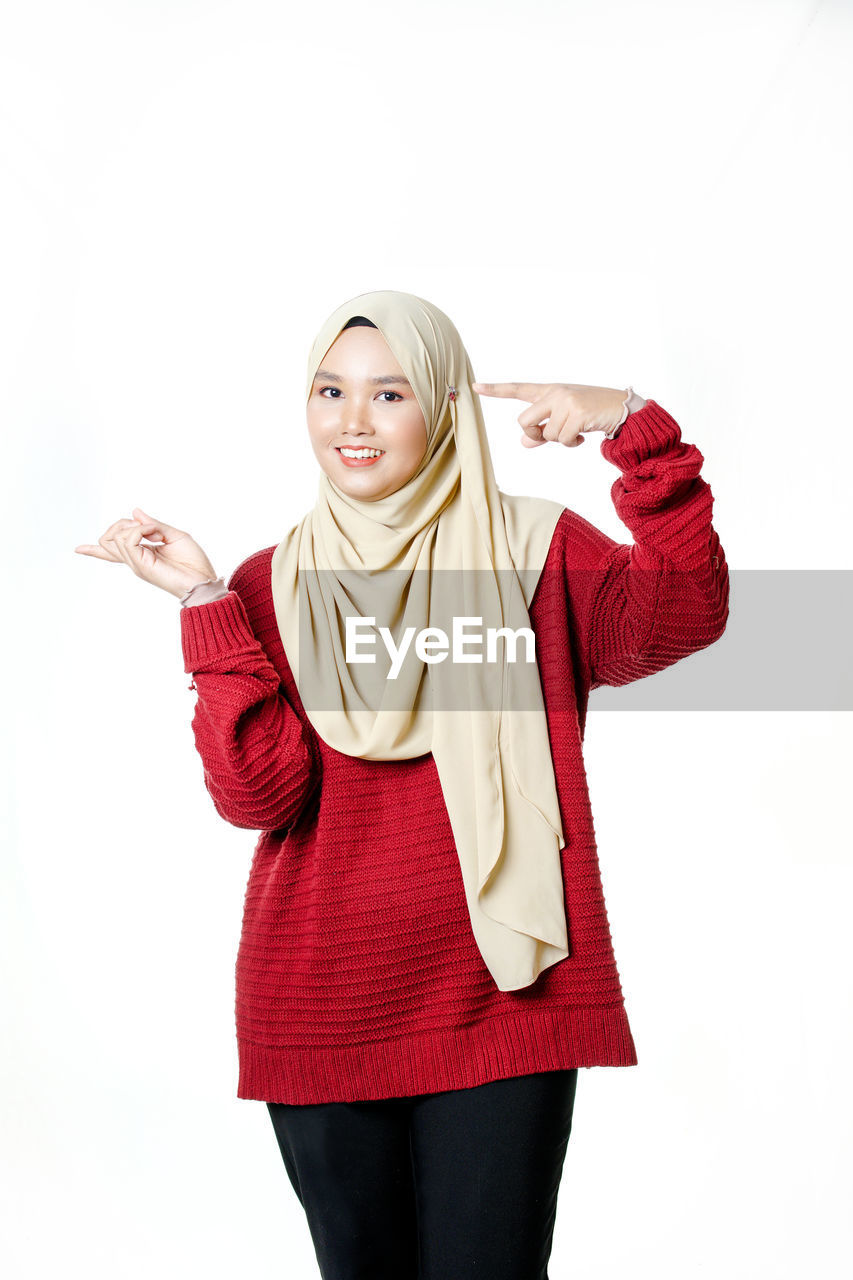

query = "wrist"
[[602, 386, 646, 439]]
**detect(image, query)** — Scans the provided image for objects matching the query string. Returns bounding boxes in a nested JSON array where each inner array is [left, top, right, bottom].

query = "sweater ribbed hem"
[[236, 1004, 638, 1104]]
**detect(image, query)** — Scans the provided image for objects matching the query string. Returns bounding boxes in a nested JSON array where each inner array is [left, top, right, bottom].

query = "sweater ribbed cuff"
[[599, 398, 682, 469], [180, 589, 257, 672]]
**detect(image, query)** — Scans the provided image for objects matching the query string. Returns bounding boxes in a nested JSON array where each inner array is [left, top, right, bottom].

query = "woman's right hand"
[[74, 507, 221, 600]]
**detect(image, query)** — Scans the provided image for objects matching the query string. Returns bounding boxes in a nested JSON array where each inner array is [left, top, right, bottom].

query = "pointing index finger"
[[471, 381, 546, 403]]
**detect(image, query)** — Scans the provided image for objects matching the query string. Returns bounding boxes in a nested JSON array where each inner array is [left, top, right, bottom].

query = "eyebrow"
[[314, 368, 412, 387]]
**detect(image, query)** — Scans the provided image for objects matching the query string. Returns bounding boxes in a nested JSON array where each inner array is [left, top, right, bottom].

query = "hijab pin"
[[447, 385, 458, 401]]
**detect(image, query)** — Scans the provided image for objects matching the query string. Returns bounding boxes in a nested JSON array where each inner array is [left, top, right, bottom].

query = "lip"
[[335, 446, 385, 468]]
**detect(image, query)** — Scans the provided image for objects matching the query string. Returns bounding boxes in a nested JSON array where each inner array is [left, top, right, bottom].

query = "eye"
[[317, 387, 403, 402]]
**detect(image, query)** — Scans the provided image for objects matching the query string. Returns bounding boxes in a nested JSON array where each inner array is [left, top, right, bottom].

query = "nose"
[[340, 404, 376, 438]]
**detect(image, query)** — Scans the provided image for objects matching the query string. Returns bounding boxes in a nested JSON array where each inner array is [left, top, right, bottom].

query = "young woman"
[[75, 289, 729, 1280]]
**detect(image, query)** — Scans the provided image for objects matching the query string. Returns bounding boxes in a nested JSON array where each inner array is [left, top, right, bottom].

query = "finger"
[[74, 545, 126, 561], [103, 517, 137, 530], [114, 521, 153, 551], [131, 508, 182, 542], [517, 392, 561, 432], [127, 519, 167, 545], [548, 412, 585, 448], [471, 381, 548, 403], [554, 416, 585, 447], [98, 519, 139, 562], [111, 524, 149, 574], [520, 433, 547, 449], [100, 517, 140, 541], [541, 411, 572, 444], [520, 423, 545, 445], [122, 522, 163, 571]]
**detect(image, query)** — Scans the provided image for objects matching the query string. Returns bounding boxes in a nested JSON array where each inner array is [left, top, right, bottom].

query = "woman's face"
[[307, 326, 429, 502]]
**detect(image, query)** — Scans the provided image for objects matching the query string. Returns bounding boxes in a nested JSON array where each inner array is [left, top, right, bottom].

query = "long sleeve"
[[181, 569, 321, 831], [560, 399, 729, 691]]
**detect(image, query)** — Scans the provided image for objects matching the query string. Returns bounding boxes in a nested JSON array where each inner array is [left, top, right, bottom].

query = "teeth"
[[339, 447, 384, 458]]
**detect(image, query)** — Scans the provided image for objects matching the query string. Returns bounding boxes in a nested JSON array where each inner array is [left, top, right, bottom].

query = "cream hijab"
[[270, 289, 571, 991]]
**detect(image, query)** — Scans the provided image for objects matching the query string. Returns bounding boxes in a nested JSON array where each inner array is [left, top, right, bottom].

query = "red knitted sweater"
[[180, 399, 729, 1104]]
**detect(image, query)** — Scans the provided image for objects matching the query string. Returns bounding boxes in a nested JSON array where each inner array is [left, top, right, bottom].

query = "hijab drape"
[[269, 289, 571, 990]]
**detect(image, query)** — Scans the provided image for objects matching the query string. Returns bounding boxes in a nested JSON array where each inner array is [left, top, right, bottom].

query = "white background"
[[2, 0, 851, 1276]]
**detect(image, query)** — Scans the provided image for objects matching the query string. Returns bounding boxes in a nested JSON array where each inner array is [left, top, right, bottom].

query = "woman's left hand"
[[471, 381, 626, 449]]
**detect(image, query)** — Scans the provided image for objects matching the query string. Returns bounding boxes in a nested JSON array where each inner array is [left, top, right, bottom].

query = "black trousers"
[[266, 1067, 579, 1280]]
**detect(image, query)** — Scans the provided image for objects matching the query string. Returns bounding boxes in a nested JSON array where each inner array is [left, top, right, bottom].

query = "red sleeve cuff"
[[600, 399, 683, 469], [180, 590, 258, 672]]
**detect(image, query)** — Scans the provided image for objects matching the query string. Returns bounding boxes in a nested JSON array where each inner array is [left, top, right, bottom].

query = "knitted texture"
[[181, 399, 729, 1104]]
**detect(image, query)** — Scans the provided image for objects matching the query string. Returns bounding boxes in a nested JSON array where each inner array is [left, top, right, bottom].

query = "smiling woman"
[[306, 315, 429, 501], [142, 287, 728, 1279], [74, 284, 730, 1277]]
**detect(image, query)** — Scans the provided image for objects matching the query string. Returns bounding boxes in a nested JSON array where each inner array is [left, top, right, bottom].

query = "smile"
[[336, 447, 385, 465]]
